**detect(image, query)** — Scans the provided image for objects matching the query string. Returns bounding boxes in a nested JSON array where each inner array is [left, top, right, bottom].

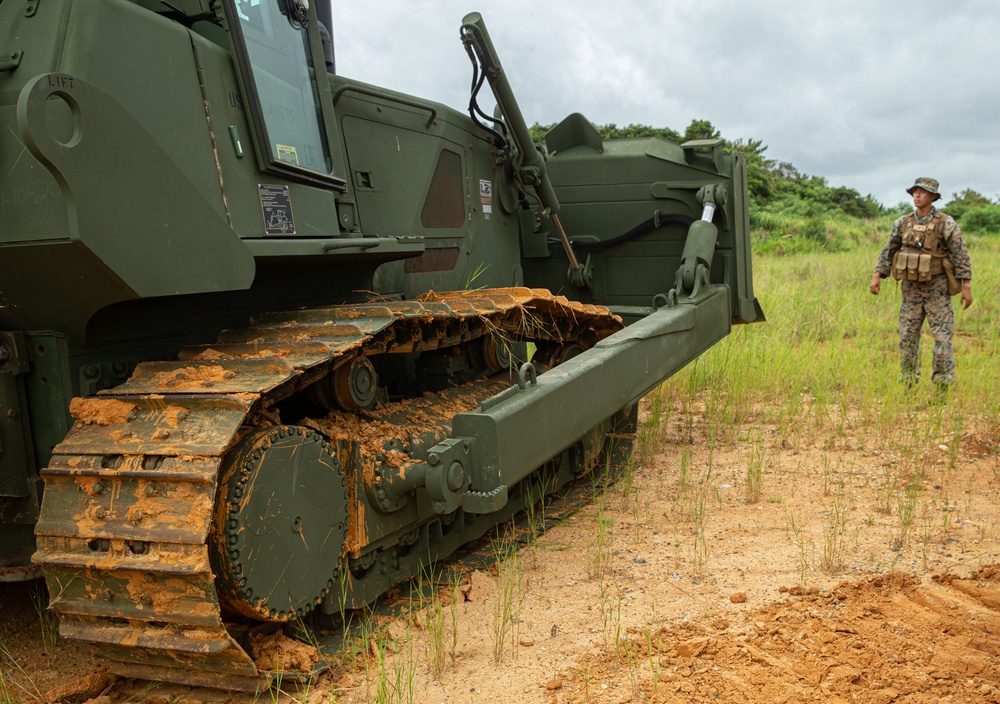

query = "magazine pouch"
[[892, 251, 907, 280], [917, 253, 931, 282]]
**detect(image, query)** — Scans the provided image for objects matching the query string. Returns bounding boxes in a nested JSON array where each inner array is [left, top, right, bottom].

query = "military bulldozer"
[[0, 0, 761, 690]]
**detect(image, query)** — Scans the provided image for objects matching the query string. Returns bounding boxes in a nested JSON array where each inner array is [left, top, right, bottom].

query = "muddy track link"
[[33, 288, 623, 691]]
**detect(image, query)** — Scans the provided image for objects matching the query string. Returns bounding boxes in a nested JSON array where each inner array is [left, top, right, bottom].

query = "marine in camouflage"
[[873, 205, 971, 387]]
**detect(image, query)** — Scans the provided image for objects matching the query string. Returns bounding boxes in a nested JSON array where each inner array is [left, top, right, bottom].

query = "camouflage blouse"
[[874, 208, 972, 280]]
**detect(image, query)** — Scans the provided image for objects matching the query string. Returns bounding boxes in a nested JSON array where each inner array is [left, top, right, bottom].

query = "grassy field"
[[650, 233, 1000, 462]]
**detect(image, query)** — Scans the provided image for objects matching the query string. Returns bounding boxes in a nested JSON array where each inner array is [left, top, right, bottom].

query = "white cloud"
[[333, 0, 1000, 207]]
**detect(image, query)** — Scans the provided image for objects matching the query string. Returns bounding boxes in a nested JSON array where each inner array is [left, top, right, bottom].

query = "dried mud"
[[304, 377, 508, 460], [68, 398, 137, 426]]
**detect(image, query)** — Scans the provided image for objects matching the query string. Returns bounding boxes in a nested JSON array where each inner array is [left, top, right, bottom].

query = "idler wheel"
[[532, 342, 587, 369], [309, 356, 378, 411], [211, 426, 348, 622], [481, 334, 523, 372], [332, 356, 378, 410]]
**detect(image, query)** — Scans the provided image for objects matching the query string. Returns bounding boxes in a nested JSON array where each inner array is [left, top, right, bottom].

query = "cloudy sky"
[[332, 0, 1000, 209]]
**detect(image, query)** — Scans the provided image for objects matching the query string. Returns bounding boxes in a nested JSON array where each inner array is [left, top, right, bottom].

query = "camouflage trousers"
[[898, 275, 955, 385]]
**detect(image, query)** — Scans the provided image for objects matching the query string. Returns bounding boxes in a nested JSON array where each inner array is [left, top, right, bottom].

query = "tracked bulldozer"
[[0, 0, 761, 690]]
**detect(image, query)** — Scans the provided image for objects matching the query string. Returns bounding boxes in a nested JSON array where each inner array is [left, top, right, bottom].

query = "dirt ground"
[[3, 393, 1000, 704]]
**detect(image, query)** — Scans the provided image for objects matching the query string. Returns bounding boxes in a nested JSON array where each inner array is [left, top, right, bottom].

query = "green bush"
[[959, 205, 1000, 234]]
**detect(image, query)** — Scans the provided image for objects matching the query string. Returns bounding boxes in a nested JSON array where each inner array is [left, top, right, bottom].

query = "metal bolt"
[[140, 594, 153, 605], [94, 507, 106, 519], [223, 371, 236, 379], [6, 409, 14, 419], [132, 510, 143, 522], [92, 482, 103, 495], [446, 462, 465, 492]]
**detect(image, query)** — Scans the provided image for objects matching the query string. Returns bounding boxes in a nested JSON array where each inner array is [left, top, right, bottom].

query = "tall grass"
[[750, 208, 895, 255], [664, 236, 1000, 448]]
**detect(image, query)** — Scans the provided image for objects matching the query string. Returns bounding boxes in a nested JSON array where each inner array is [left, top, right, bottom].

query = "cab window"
[[226, 0, 338, 183]]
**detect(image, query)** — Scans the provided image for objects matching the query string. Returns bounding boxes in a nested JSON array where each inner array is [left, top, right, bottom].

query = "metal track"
[[33, 288, 623, 691]]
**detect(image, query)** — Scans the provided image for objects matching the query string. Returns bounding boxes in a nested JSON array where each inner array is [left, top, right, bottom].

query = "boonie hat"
[[906, 177, 941, 201]]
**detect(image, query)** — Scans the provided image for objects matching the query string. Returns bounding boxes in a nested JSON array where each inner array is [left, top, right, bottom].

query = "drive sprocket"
[[211, 425, 348, 622]]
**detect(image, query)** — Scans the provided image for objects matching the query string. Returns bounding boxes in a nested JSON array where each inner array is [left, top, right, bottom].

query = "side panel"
[[330, 80, 524, 294]]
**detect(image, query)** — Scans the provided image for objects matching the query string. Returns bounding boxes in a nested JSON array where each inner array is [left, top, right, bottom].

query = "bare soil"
[[4, 394, 1000, 704]]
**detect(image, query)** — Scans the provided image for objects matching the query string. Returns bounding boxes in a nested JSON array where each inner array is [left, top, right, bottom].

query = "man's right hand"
[[870, 273, 881, 295]]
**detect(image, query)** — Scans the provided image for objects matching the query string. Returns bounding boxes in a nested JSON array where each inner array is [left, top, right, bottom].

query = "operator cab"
[[224, 0, 345, 189]]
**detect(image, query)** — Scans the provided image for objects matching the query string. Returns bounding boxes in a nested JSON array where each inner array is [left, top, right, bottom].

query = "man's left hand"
[[961, 281, 973, 310]]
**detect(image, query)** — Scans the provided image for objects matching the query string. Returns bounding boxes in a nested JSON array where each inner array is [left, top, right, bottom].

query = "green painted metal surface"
[[0, 0, 760, 689]]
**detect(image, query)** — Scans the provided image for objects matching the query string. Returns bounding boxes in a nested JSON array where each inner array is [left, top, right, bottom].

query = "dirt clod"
[[43, 668, 115, 703], [250, 631, 320, 673]]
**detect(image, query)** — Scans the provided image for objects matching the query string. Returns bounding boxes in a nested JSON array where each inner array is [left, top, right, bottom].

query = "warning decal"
[[259, 184, 296, 235], [479, 179, 493, 220]]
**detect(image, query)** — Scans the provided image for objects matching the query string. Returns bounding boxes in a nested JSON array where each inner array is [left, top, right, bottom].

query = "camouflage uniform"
[[874, 207, 972, 385]]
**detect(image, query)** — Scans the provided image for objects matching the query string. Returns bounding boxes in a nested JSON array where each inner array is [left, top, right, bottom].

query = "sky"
[[331, 0, 1000, 209]]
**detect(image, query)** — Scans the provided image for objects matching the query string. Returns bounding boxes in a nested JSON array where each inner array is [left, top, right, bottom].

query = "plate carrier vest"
[[892, 211, 948, 283]]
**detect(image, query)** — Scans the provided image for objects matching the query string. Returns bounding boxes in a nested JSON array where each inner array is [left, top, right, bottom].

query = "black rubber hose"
[[462, 31, 508, 149], [548, 213, 696, 252]]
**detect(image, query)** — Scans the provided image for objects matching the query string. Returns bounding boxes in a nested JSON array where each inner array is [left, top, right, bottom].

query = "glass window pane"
[[233, 0, 331, 175]]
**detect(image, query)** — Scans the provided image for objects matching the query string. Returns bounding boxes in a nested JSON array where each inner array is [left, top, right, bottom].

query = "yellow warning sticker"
[[276, 144, 299, 166]]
